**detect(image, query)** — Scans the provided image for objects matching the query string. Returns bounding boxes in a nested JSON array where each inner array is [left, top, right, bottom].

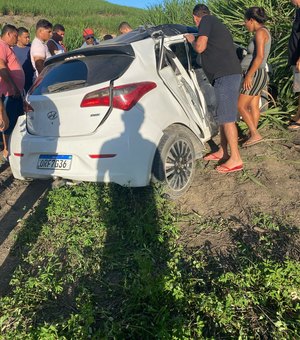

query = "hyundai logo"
[[47, 111, 58, 120]]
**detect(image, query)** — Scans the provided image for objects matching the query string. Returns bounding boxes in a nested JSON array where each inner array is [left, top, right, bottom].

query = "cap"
[[83, 28, 94, 38]]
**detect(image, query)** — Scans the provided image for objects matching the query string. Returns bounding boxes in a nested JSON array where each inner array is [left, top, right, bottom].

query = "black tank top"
[[288, 8, 300, 66]]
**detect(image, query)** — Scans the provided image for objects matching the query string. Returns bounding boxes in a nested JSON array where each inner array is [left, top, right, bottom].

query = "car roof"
[[45, 24, 198, 66], [108, 24, 198, 44]]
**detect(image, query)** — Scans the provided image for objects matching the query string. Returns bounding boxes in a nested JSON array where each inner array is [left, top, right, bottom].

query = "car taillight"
[[80, 82, 157, 110]]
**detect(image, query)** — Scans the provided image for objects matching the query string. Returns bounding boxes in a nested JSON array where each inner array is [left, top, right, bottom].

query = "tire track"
[[0, 163, 50, 266]]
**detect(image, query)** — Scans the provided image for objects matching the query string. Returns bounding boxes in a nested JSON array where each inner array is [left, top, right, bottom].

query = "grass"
[[0, 0, 145, 49], [0, 183, 300, 338]]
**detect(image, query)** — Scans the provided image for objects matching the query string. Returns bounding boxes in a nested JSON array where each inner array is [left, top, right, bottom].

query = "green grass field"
[[1, 183, 300, 338], [0, 0, 145, 49]]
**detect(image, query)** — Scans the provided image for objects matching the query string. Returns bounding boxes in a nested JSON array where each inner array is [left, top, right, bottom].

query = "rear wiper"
[[48, 80, 86, 93]]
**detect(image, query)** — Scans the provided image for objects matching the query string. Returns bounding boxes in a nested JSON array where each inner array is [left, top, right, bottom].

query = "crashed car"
[[10, 24, 218, 198]]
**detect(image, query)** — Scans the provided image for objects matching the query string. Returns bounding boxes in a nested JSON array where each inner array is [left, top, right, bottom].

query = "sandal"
[[216, 164, 244, 173], [0, 154, 8, 163], [288, 121, 300, 131], [242, 137, 263, 147], [203, 152, 223, 161]]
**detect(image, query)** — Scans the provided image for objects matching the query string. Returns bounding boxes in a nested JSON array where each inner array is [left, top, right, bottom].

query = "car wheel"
[[152, 127, 196, 199]]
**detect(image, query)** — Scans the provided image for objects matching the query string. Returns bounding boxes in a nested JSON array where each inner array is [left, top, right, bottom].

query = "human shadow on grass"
[[90, 184, 180, 338], [0, 106, 188, 338], [83, 107, 184, 337]]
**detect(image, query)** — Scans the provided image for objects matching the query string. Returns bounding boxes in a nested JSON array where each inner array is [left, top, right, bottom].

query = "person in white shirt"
[[30, 19, 52, 78]]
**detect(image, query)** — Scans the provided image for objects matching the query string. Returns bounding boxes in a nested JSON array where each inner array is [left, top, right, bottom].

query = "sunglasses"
[[85, 36, 94, 40]]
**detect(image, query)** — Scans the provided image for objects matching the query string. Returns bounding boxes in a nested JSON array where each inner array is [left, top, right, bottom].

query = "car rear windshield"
[[30, 54, 134, 95]]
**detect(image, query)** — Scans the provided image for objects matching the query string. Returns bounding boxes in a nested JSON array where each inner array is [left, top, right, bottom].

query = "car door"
[[157, 35, 216, 138]]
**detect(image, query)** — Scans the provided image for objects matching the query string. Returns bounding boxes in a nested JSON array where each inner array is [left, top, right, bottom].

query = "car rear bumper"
[[9, 116, 158, 187]]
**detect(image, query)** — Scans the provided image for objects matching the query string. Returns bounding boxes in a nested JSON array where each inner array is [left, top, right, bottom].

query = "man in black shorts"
[[185, 4, 243, 173]]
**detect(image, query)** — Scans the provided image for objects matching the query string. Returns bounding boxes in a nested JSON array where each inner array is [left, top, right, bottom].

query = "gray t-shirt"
[[197, 15, 241, 83], [241, 28, 271, 71]]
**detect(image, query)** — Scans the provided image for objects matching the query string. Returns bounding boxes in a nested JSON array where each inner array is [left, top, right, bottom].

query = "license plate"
[[37, 155, 72, 170]]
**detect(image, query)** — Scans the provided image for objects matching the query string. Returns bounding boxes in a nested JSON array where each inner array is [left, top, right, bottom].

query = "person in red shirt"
[[0, 24, 25, 161]]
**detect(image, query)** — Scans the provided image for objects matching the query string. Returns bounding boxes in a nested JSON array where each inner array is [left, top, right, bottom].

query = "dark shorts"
[[240, 68, 268, 96], [1, 95, 24, 135], [213, 74, 241, 124]]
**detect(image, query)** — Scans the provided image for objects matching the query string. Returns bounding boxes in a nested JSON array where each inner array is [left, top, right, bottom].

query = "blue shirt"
[[13, 45, 34, 92]]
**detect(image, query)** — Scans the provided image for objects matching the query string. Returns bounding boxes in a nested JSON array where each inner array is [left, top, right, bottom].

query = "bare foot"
[[2, 149, 9, 160], [288, 120, 300, 131]]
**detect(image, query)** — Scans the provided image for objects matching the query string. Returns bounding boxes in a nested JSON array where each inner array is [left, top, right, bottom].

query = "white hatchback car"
[[10, 24, 218, 198]]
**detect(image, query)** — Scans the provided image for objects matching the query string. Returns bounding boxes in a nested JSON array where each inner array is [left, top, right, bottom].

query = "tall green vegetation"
[[0, 0, 144, 49], [142, 0, 198, 26], [209, 0, 295, 113], [145, 0, 296, 120]]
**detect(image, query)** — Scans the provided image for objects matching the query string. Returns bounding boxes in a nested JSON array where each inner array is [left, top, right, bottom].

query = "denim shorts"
[[1, 95, 24, 135], [213, 74, 241, 124]]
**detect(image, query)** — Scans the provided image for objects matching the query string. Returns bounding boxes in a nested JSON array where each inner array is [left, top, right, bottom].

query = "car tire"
[[152, 126, 196, 199]]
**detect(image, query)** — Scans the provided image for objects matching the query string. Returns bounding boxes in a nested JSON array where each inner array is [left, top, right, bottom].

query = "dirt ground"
[[179, 128, 300, 224], [176, 128, 300, 252], [0, 158, 49, 292], [0, 15, 41, 30]]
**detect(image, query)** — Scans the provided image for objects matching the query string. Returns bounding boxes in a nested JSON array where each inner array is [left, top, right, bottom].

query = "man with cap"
[[80, 28, 99, 48]]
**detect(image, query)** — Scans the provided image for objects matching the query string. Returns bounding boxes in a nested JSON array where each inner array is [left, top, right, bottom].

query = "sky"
[[107, 0, 163, 9]]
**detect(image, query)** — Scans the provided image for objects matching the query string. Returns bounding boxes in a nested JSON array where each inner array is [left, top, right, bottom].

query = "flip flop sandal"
[[216, 164, 244, 173], [242, 138, 263, 147], [203, 153, 222, 161], [288, 122, 300, 131]]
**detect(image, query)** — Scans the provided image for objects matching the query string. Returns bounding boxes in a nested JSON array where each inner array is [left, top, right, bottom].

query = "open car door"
[[157, 34, 217, 138]]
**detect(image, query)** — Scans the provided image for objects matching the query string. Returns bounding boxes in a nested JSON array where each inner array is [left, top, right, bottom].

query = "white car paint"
[[9, 25, 218, 190]]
